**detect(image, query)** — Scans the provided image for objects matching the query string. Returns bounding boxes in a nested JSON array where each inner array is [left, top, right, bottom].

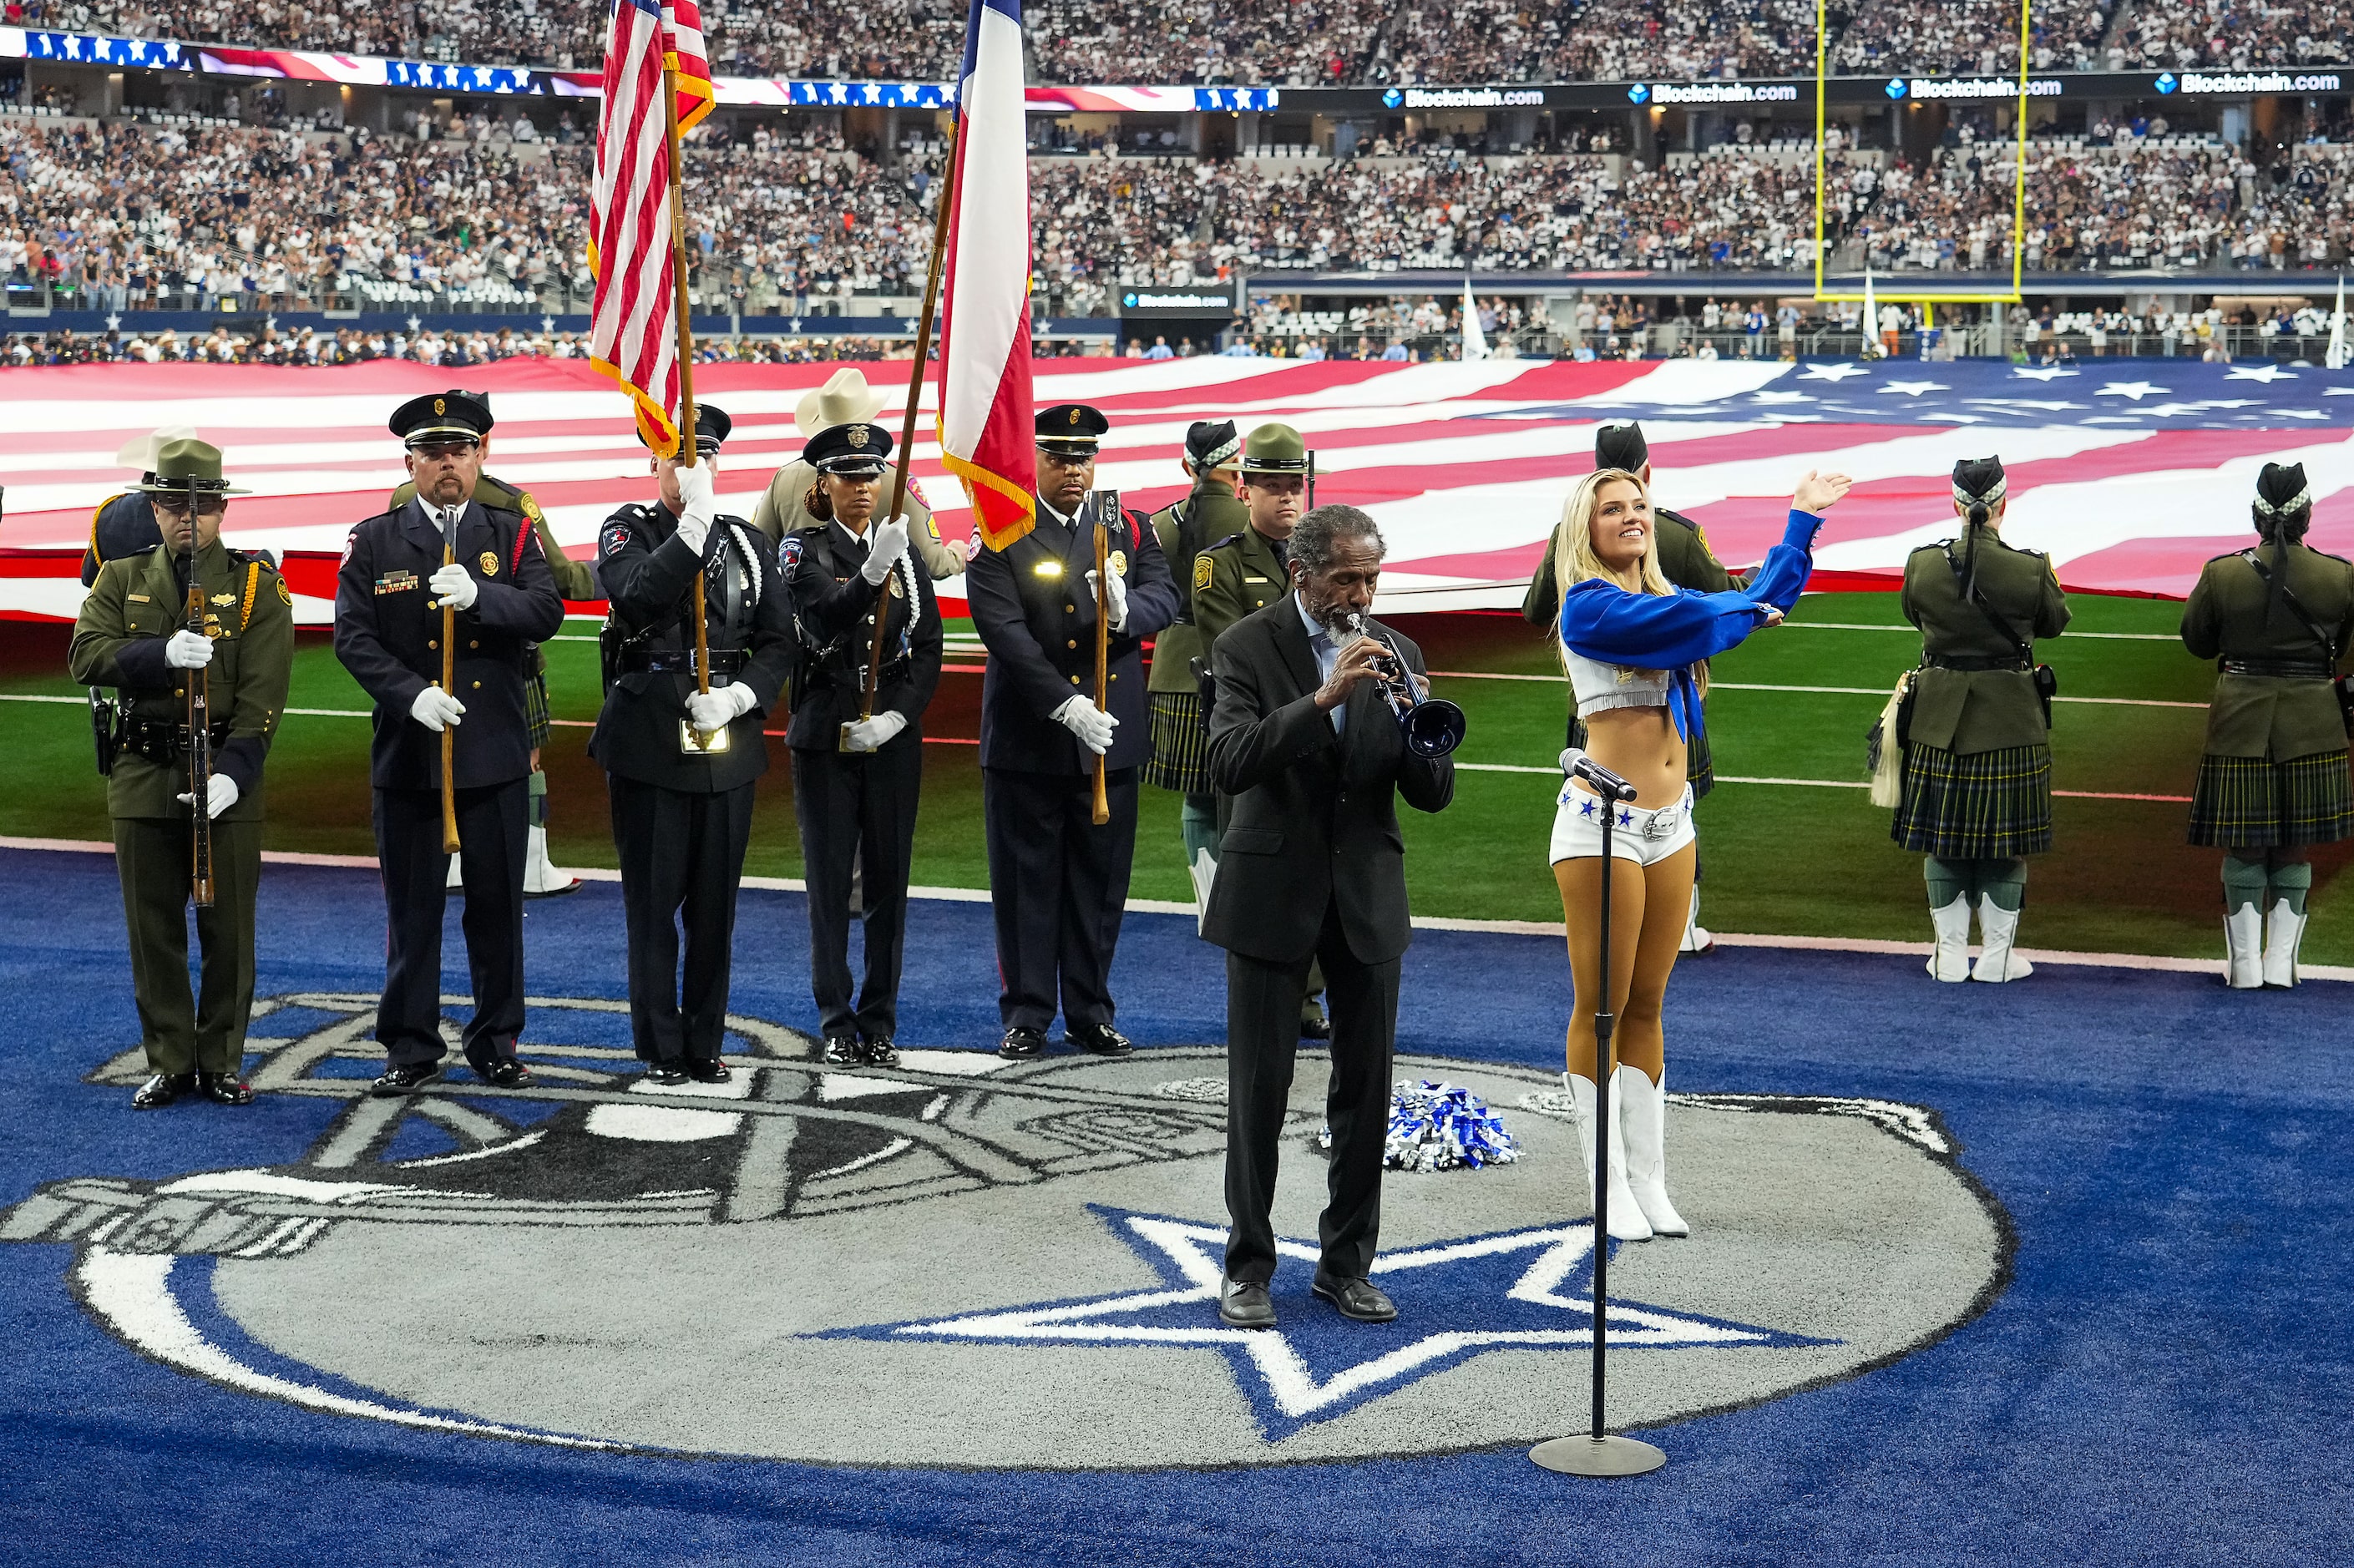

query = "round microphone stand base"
[[1529, 1434, 1667, 1477]]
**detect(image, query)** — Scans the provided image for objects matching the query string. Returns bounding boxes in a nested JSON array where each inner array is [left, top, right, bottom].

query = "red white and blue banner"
[[587, 0, 693, 457], [4, 357, 2352, 625], [934, 0, 1035, 552]]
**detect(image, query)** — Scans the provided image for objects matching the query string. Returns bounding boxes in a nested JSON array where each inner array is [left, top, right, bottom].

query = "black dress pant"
[[792, 740, 921, 1040], [609, 773, 756, 1063], [982, 766, 1137, 1033], [373, 780, 528, 1068], [1223, 898, 1400, 1286]]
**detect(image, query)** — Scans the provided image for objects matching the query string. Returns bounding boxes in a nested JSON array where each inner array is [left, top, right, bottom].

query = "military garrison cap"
[[390, 388, 494, 447], [1036, 403, 1109, 455], [804, 420, 894, 476], [1594, 420, 1649, 472], [1238, 422, 1310, 475], [1185, 419, 1241, 468]]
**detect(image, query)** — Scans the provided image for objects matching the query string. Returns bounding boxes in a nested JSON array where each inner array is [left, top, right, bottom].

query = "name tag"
[[126, 593, 150, 603], [1243, 575, 1271, 584], [375, 570, 419, 596]]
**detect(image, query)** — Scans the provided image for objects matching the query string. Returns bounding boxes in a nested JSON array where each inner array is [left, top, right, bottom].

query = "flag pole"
[[859, 124, 959, 736], [659, 58, 712, 735]]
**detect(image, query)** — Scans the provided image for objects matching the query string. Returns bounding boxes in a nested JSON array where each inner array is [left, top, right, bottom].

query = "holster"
[[1192, 656, 1216, 736], [89, 688, 119, 776], [2033, 663, 2058, 729]]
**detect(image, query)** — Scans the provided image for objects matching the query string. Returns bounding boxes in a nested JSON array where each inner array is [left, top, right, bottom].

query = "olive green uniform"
[[68, 541, 293, 1075], [753, 458, 964, 579], [1143, 475, 1250, 789], [1891, 529, 2071, 905]]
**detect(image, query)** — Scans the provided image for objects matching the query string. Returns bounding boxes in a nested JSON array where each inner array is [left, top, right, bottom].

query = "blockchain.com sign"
[[1884, 75, 2064, 100]]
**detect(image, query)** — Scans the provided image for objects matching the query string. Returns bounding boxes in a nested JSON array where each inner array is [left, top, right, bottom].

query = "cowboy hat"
[[115, 423, 200, 474], [794, 367, 891, 438]]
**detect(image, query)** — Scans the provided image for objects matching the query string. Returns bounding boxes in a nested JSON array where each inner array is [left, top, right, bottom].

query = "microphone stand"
[[1531, 754, 1666, 1479]]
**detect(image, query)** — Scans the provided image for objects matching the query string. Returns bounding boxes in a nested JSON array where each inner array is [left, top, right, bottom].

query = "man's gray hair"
[[1291, 503, 1384, 574]]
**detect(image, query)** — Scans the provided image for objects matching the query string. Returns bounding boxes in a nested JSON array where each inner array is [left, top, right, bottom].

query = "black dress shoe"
[[1217, 1277, 1278, 1329], [641, 1060, 690, 1085], [683, 1056, 732, 1084], [1298, 1007, 1332, 1041], [859, 1036, 900, 1068], [131, 1073, 195, 1110], [195, 1070, 255, 1106], [821, 1034, 862, 1065], [471, 1056, 533, 1089], [1067, 1022, 1135, 1058], [370, 1062, 443, 1097], [1312, 1271, 1398, 1323], [998, 1026, 1046, 1060]]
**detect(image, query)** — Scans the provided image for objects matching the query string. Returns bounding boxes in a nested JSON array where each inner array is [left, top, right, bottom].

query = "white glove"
[[841, 711, 908, 752], [1053, 695, 1118, 755], [175, 773, 239, 819], [686, 680, 758, 736], [1084, 565, 1130, 633], [861, 515, 910, 585], [164, 629, 214, 669], [410, 685, 467, 731], [676, 459, 718, 531], [428, 561, 478, 610], [675, 510, 710, 555]]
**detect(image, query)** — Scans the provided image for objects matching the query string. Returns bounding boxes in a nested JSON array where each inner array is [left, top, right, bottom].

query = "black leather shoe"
[[683, 1057, 732, 1084], [1312, 1271, 1398, 1323], [641, 1060, 690, 1085], [470, 1056, 533, 1089], [195, 1070, 255, 1106], [1067, 1022, 1135, 1058], [860, 1036, 900, 1068], [131, 1073, 195, 1110], [1298, 1006, 1332, 1040], [1217, 1277, 1278, 1329], [998, 1026, 1046, 1060], [821, 1034, 861, 1065], [370, 1062, 443, 1097]]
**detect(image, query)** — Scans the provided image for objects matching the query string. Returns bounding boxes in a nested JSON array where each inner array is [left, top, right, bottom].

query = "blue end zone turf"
[[0, 846, 2348, 1565]]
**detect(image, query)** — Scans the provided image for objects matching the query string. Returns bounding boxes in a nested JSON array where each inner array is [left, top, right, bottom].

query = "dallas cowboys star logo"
[[1578, 797, 1598, 818], [829, 1208, 1824, 1439]]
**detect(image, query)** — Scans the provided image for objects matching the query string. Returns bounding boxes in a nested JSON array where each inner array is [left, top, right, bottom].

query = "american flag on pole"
[[586, 0, 711, 457], [937, 0, 1035, 551]]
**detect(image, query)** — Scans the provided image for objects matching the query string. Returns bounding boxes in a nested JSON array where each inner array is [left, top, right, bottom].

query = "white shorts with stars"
[[1549, 781, 1697, 867]]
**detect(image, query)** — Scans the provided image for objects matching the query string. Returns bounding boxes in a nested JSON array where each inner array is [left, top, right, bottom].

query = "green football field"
[[5, 590, 2341, 964]]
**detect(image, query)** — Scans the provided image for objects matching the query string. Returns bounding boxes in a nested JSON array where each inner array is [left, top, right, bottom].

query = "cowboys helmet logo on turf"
[[0, 995, 2007, 1467]]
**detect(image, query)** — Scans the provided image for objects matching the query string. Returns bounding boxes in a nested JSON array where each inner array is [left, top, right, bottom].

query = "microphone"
[[1570, 754, 1638, 803]]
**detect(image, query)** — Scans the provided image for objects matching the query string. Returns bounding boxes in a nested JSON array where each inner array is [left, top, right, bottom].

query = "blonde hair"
[[1552, 467, 1672, 666]]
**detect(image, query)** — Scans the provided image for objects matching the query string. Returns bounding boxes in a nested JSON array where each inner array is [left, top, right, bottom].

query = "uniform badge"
[[780, 534, 806, 572], [1068, 408, 1081, 426], [1109, 550, 1127, 578], [600, 524, 635, 560], [1193, 556, 1213, 593], [276, 578, 293, 607], [521, 495, 544, 522], [964, 533, 985, 564], [888, 573, 904, 598], [209, 590, 237, 606], [433, 397, 446, 416], [848, 426, 868, 448], [479, 551, 499, 576]]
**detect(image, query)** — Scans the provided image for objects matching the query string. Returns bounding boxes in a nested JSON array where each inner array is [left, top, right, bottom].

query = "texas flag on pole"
[[937, 0, 1035, 551]]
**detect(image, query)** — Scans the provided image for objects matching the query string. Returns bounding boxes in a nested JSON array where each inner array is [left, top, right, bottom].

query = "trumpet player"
[[1202, 503, 1455, 1331]]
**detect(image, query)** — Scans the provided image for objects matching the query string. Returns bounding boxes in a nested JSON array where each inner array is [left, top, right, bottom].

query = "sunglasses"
[[153, 497, 228, 518]]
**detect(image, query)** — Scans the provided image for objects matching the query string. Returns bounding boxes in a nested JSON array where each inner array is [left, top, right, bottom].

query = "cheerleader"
[[1552, 464, 1852, 1239]]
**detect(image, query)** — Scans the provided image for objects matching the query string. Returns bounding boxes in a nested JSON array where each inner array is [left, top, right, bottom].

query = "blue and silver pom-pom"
[[1319, 1079, 1520, 1173]]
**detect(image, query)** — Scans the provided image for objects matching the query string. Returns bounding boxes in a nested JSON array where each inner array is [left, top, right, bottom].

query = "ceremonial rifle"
[[182, 474, 216, 907]]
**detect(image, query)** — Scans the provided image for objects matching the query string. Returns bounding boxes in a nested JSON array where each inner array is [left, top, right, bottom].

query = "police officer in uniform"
[[1142, 418, 1247, 914], [752, 367, 966, 581], [1522, 419, 1739, 952], [69, 438, 292, 1108], [2180, 461, 2354, 988], [593, 405, 798, 1084], [1894, 456, 2071, 984], [391, 394, 587, 898], [334, 391, 568, 1095], [1194, 422, 1332, 1038], [781, 422, 944, 1066], [966, 403, 1178, 1060]]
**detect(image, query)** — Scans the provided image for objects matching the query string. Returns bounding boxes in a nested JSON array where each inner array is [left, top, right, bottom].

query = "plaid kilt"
[[1142, 690, 1211, 794], [525, 666, 553, 751], [2187, 750, 2354, 848], [1891, 743, 2053, 858]]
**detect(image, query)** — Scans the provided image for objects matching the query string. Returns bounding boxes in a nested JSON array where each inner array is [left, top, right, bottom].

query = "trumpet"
[[1340, 612, 1466, 758]]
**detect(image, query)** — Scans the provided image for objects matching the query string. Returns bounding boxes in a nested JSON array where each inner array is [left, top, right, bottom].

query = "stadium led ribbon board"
[[1811, 0, 2031, 308]]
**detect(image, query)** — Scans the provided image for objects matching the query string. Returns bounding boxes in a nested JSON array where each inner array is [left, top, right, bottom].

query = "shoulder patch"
[[600, 521, 637, 560], [1193, 555, 1214, 593], [780, 534, 807, 572], [965, 532, 985, 564], [519, 493, 545, 524], [276, 577, 294, 607]]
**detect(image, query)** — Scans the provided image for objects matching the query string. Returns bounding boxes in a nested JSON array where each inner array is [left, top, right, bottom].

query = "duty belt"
[[1925, 654, 2031, 672], [620, 648, 747, 677], [121, 715, 232, 765], [2221, 657, 2335, 680]]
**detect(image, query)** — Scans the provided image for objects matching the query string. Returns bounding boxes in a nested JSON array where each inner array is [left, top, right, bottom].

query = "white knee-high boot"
[[2262, 899, 2307, 989], [1927, 895, 1972, 982], [1970, 898, 2034, 982], [1564, 1071, 1652, 1242], [1615, 1065, 1688, 1237], [2224, 903, 2264, 989]]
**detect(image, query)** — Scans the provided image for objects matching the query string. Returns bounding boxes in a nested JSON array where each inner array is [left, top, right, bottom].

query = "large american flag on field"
[[586, 0, 712, 457], [935, 0, 1035, 551], [9, 357, 2354, 624]]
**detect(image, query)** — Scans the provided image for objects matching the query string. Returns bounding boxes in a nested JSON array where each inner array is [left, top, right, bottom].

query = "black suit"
[[966, 493, 1177, 1033], [1203, 599, 1454, 1285], [333, 497, 567, 1069], [590, 503, 797, 1065], [782, 520, 944, 1040]]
